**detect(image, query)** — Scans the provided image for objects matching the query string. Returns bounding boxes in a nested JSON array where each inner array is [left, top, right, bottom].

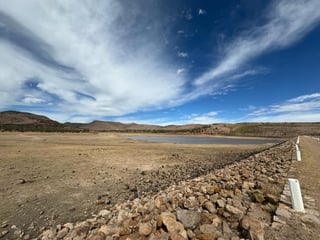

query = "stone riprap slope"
[[39, 141, 294, 240]]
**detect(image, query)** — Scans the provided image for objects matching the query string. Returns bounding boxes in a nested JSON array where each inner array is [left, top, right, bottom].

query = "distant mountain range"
[[1, 110, 319, 137]]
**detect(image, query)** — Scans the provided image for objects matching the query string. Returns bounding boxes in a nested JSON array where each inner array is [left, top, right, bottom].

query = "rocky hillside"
[[38, 140, 294, 240]]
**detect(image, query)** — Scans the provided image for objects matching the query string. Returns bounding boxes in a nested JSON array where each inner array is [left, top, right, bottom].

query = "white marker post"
[[295, 144, 301, 161], [296, 150, 301, 161], [288, 178, 305, 212]]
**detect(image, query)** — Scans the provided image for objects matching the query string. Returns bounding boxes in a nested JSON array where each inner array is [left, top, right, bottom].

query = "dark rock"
[[176, 210, 201, 230], [252, 191, 265, 203], [18, 179, 26, 184], [265, 194, 277, 204]]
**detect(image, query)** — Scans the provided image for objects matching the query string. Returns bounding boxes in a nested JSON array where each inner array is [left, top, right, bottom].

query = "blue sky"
[[0, 0, 319, 124]]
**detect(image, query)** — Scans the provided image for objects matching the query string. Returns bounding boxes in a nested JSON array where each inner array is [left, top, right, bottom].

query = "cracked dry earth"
[[0, 132, 272, 239]]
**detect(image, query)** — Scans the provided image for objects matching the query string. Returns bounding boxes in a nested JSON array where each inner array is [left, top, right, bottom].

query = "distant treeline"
[[0, 124, 89, 133]]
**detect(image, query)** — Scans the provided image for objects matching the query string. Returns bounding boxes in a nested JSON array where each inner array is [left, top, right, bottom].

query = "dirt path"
[[266, 136, 320, 240], [298, 136, 320, 212]]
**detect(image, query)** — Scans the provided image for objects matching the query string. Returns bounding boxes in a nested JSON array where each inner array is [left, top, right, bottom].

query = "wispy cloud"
[[247, 93, 320, 122], [176, 68, 186, 75], [194, 0, 320, 87], [0, 1, 320, 123], [177, 52, 188, 58], [0, 1, 185, 122]]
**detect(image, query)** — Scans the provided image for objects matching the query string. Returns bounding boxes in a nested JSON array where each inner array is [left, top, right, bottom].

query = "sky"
[[0, 0, 320, 125]]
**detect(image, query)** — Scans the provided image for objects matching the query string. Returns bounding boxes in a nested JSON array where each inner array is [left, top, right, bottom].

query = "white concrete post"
[[296, 150, 301, 161], [295, 144, 301, 161], [288, 178, 305, 212]]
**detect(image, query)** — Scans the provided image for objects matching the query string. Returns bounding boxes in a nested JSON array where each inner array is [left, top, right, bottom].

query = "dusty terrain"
[[35, 138, 295, 240], [0, 132, 271, 239], [265, 136, 320, 240]]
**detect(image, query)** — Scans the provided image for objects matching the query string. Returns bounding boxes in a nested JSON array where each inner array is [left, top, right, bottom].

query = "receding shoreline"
[[0, 132, 274, 239]]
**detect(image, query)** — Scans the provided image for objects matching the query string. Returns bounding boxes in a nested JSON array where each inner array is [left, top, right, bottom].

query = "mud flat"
[[0, 132, 277, 239], [36, 139, 295, 240]]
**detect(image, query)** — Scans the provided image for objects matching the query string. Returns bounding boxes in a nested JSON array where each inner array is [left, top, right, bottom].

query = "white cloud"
[[287, 93, 320, 103], [198, 9, 206, 15], [247, 93, 320, 122], [0, 0, 185, 122], [0, 1, 320, 123], [177, 52, 188, 58], [22, 96, 45, 104], [194, 0, 320, 86], [176, 68, 186, 75]]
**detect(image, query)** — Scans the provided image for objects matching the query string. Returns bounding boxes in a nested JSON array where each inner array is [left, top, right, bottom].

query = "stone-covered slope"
[[39, 141, 294, 240]]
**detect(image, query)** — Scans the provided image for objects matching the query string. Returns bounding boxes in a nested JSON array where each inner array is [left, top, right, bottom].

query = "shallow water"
[[127, 135, 282, 145]]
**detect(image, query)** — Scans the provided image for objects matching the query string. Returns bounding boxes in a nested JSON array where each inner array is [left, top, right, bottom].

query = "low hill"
[[0, 111, 86, 132], [1, 111, 319, 137], [67, 120, 210, 133], [0, 111, 58, 125]]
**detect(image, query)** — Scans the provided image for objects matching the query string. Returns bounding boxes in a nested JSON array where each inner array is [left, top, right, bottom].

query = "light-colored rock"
[[301, 214, 320, 225], [222, 221, 232, 234], [99, 224, 121, 236], [139, 222, 153, 236], [88, 231, 106, 240], [275, 208, 291, 219], [98, 209, 111, 217], [197, 232, 220, 240], [39, 229, 55, 240], [170, 232, 185, 240], [212, 216, 222, 227], [57, 228, 69, 239], [63, 223, 74, 230], [0, 230, 9, 238], [199, 224, 217, 234], [160, 212, 187, 239], [216, 199, 225, 208], [183, 197, 198, 210], [149, 231, 169, 240], [176, 210, 201, 230], [203, 201, 216, 213], [225, 205, 244, 219], [241, 216, 265, 240]]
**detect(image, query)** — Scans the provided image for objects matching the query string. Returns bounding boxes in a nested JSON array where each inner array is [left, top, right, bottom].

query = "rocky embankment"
[[38, 141, 294, 240]]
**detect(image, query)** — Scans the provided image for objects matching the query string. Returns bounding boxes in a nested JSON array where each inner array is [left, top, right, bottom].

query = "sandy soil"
[[0, 132, 272, 238], [265, 136, 320, 240]]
